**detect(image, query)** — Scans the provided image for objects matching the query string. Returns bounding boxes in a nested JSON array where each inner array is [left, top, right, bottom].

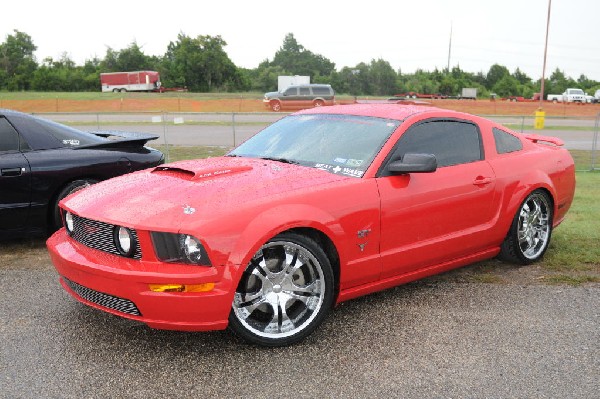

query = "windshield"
[[229, 114, 400, 178]]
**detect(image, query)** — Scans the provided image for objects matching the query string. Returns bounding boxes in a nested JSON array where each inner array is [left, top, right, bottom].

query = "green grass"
[[153, 145, 229, 163], [544, 171, 600, 272], [0, 91, 266, 101]]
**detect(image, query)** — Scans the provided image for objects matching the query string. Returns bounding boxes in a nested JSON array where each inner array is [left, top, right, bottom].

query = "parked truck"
[[459, 88, 477, 100], [100, 71, 162, 93], [277, 75, 310, 92], [547, 88, 586, 103]]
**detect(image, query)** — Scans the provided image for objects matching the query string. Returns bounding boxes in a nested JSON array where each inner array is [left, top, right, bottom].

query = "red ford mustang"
[[47, 104, 575, 346]]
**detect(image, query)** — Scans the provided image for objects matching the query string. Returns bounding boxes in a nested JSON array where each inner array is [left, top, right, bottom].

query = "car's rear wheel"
[[51, 179, 97, 232], [499, 190, 553, 264], [313, 99, 324, 107], [229, 233, 334, 346], [270, 101, 281, 111]]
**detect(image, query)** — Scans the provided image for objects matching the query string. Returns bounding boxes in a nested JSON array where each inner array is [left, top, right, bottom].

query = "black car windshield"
[[33, 116, 106, 147], [229, 114, 400, 178]]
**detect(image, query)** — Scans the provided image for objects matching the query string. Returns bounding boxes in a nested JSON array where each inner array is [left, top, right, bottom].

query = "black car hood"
[[78, 131, 159, 149]]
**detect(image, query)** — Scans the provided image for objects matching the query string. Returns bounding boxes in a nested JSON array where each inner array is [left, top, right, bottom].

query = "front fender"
[[228, 203, 343, 274]]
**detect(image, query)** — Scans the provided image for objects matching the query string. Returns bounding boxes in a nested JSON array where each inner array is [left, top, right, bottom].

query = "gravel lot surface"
[[1, 241, 598, 398]]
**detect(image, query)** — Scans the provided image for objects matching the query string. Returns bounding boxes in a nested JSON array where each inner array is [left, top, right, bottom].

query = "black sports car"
[[0, 109, 164, 239]]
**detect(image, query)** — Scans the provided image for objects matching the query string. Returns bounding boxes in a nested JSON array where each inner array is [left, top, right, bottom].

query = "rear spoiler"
[[522, 133, 564, 147], [78, 131, 160, 149]]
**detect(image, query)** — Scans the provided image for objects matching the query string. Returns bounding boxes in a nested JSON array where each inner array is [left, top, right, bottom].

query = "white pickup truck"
[[547, 88, 586, 103]]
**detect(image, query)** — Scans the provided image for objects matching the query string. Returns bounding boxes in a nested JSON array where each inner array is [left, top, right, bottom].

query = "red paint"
[[47, 104, 576, 332]]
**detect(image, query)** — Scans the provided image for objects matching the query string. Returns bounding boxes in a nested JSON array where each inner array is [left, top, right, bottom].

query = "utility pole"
[[447, 21, 453, 73], [540, 0, 552, 107]]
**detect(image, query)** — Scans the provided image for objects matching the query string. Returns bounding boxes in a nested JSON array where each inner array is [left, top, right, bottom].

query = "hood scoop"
[[152, 165, 253, 181]]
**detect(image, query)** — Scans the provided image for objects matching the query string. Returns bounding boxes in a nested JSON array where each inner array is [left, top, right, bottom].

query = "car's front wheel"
[[499, 190, 553, 264], [229, 233, 334, 346]]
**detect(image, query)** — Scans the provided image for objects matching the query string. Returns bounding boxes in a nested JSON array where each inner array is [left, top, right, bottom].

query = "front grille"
[[64, 277, 142, 316], [70, 214, 142, 260]]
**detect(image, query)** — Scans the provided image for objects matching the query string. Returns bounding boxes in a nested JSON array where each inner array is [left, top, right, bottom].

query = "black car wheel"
[[51, 179, 97, 232], [499, 190, 553, 264], [229, 233, 334, 346]]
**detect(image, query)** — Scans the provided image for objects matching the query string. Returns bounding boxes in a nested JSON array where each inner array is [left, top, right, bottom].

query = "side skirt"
[[336, 247, 500, 304]]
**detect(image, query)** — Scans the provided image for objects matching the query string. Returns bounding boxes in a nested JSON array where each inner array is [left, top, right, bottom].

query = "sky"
[[2, 0, 599, 81]]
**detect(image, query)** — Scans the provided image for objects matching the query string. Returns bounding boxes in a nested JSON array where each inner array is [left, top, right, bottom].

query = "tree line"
[[1, 30, 598, 97]]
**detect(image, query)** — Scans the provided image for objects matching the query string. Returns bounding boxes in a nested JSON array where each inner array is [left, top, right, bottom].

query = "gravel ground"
[[1, 241, 598, 399]]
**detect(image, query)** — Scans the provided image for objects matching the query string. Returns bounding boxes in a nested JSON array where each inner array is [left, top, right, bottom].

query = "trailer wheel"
[[112, 88, 119, 93], [120, 88, 127, 93]]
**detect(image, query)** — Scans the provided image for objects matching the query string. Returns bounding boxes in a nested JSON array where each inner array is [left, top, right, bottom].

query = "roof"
[[293, 103, 442, 121]]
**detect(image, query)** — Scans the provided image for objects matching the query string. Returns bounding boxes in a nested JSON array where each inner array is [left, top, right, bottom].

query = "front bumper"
[[46, 229, 233, 331]]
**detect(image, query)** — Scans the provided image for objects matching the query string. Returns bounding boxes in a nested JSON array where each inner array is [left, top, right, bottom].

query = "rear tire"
[[499, 190, 553, 265], [51, 179, 97, 232], [270, 101, 281, 112]]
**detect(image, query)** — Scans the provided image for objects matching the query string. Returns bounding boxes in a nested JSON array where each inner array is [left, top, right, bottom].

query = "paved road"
[[38, 112, 599, 150], [1, 247, 598, 398]]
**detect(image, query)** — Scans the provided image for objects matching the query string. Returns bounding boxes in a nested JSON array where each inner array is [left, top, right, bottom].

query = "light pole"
[[539, 0, 552, 107]]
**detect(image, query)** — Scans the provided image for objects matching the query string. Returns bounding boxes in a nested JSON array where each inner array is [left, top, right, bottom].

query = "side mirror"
[[387, 153, 437, 174]]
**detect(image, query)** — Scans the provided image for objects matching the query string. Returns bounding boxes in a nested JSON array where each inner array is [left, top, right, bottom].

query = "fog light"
[[114, 226, 135, 257]]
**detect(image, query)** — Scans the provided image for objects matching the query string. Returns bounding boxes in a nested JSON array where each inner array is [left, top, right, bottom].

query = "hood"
[[62, 157, 347, 231], [264, 91, 280, 98]]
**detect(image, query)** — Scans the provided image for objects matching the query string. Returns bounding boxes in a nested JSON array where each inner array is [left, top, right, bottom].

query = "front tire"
[[229, 233, 334, 346], [499, 190, 553, 264]]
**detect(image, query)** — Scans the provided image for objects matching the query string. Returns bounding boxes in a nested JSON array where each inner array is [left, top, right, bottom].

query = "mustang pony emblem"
[[183, 205, 196, 215]]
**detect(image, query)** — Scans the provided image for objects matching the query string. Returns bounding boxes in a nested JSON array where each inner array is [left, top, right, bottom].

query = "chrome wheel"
[[230, 234, 333, 346], [499, 190, 553, 264], [517, 192, 551, 260]]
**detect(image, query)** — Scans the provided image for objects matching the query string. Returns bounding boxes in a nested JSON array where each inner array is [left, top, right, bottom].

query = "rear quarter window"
[[312, 87, 332, 95], [493, 127, 523, 154]]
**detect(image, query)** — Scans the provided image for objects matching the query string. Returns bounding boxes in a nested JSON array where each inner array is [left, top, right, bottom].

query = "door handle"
[[1, 167, 24, 177], [473, 176, 493, 186]]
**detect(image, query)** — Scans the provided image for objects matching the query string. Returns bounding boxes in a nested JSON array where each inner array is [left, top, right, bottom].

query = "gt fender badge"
[[183, 205, 196, 215]]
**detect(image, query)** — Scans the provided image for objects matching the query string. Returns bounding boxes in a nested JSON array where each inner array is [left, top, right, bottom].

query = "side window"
[[0, 117, 20, 153], [493, 127, 523, 154], [313, 86, 332, 95], [299, 87, 310, 95], [393, 120, 482, 168], [284, 87, 297, 96]]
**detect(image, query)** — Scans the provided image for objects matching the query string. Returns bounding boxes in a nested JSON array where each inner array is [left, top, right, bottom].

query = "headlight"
[[182, 235, 203, 264], [151, 232, 211, 266], [114, 226, 136, 257], [64, 212, 74, 234]]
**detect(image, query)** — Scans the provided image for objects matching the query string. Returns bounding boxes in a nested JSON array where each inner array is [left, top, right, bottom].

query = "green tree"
[[163, 33, 245, 92], [486, 64, 510, 89], [492, 75, 520, 97], [368, 59, 398, 95], [0, 29, 38, 90], [269, 33, 335, 80]]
